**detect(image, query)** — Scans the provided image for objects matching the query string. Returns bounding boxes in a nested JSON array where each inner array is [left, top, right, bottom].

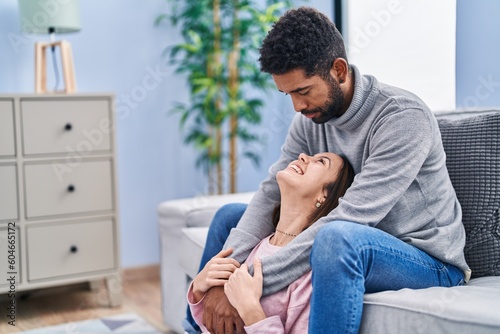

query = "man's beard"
[[302, 77, 345, 124]]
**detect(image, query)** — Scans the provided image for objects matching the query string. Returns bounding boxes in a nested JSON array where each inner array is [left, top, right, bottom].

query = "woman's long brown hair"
[[272, 156, 355, 230]]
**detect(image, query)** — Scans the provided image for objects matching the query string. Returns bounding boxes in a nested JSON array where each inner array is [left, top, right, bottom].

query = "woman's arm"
[[225, 257, 312, 334], [224, 258, 266, 326], [192, 248, 240, 302]]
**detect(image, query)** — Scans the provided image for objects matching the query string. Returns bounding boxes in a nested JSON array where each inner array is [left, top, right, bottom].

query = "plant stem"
[[229, 0, 240, 193], [213, 0, 223, 194]]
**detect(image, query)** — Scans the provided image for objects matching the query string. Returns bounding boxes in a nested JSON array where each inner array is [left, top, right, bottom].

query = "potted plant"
[[156, 0, 294, 194]]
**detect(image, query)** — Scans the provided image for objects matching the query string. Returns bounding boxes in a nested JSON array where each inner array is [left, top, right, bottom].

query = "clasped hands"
[[192, 248, 264, 334]]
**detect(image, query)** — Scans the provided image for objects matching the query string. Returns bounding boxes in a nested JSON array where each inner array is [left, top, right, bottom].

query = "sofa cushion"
[[361, 276, 500, 334], [437, 111, 500, 278]]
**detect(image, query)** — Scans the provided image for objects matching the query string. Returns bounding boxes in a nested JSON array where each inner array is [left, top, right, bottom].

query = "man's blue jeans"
[[184, 205, 465, 334], [309, 220, 465, 334]]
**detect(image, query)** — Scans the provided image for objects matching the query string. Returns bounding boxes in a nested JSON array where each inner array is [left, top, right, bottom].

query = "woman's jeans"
[[184, 204, 465, 334]]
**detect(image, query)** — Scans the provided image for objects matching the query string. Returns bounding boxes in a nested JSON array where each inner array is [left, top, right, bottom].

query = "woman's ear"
[[317, 193, 327, 206], [321, 188, 329, 201]]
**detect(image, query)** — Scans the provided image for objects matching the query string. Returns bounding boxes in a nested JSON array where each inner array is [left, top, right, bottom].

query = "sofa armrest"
[[158, 191, 255, 230], [180, 227, 210, 279], [157, 192, 254, 333]]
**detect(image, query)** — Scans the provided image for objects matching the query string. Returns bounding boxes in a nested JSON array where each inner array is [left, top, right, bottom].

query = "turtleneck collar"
[[327, 65, 379, 131]]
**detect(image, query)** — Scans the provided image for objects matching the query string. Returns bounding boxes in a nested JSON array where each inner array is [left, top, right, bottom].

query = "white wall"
[[345, 0, 456, 111]]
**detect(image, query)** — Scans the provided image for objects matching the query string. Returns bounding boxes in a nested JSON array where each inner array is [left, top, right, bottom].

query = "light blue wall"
[[456, 0, 500, 109], [1, 0, 200, 268], [2, 1, 497, 268], [0, 0, 330, 268]]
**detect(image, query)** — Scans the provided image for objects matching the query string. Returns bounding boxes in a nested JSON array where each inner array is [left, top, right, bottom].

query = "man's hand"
[[203, 286, 245, 334]]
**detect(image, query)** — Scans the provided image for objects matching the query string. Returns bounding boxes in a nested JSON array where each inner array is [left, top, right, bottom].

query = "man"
[[185, 6, 470, 334]]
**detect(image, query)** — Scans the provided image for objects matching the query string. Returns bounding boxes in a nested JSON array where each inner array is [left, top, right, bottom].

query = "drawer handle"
[[67, 184, 76, 192], [64, 123, 73, 131], [70, 245, 78, 253]]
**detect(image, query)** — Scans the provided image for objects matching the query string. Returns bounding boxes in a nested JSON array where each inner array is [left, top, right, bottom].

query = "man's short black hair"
[[259, 7, 347, 78]]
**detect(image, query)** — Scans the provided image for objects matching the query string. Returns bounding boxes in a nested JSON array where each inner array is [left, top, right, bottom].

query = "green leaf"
[[154, 13, 169, 26]]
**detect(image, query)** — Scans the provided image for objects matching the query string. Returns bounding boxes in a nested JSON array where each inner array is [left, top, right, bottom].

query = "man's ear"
[[330, 58, 349, 83]]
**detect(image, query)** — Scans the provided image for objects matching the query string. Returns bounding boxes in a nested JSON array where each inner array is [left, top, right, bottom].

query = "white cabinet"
[[21, 99, 111, 155], [27, 220, 115, 281], [0, 226, 20, 286], [24, 160, 114, 218], [0, 94, 121, 306], [0, 100, 15, 157], [0, 165, 18, 221]]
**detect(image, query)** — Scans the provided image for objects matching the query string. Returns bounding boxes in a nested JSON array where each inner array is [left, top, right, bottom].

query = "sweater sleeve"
[[244, 316, 286, 334], [237, 109, 434, 295]]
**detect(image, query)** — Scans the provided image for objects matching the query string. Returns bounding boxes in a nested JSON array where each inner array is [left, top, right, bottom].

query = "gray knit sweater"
[[224, 65, 471, 295]]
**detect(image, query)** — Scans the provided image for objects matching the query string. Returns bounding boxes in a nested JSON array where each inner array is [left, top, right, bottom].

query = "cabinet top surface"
[[0, 93, 114, 99]]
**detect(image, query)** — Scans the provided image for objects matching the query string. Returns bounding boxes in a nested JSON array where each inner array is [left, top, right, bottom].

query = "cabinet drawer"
[[24, 160, 113, 218], [0, 100, 16, 157], [21, 99, 111, 155], [27, 220, 115, 281], [0, 225, 20, 286], [0, 165, 18, 221]]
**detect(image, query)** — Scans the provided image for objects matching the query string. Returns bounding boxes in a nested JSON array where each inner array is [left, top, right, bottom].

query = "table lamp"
[[18, 0, 81, 94]]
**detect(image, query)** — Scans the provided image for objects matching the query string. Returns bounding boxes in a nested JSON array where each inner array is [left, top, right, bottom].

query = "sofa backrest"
[[436, 110, 500, 278]]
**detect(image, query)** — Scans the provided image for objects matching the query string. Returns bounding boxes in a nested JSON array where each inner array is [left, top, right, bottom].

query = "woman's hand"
[[224, 258, 266, 326], [192, 248, 240, 303]]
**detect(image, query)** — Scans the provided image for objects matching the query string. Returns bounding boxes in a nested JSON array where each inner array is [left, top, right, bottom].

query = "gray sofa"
[[158, 110, 500, 333]]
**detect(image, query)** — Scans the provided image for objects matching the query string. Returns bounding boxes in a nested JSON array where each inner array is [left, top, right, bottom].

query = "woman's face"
[[277, 152, 344, 198]]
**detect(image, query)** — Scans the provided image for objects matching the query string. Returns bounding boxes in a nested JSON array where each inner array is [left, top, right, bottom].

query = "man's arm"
[[325, 109, 435, 225], [252, 109, 436, 295]]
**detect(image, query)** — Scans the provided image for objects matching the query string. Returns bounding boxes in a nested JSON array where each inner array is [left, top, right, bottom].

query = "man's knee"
[[315, 220, 360, 246], [311, 221, 364, 265]]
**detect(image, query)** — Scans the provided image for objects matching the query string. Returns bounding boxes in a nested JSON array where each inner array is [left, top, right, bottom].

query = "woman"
[[187, 152, 355, 333]]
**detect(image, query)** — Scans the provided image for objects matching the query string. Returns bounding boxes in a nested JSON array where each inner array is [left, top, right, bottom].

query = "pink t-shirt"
[[187, 235, 312, 334]]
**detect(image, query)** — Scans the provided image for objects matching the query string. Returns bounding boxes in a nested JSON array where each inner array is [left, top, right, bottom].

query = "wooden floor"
[[0, 265, 176, 333]]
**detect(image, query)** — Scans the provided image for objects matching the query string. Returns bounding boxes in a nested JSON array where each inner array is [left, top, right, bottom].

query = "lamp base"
[[35, 40, 77, 94]]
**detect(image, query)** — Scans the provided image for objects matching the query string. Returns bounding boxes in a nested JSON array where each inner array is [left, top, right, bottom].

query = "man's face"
[[272, 68, 345, 124]]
